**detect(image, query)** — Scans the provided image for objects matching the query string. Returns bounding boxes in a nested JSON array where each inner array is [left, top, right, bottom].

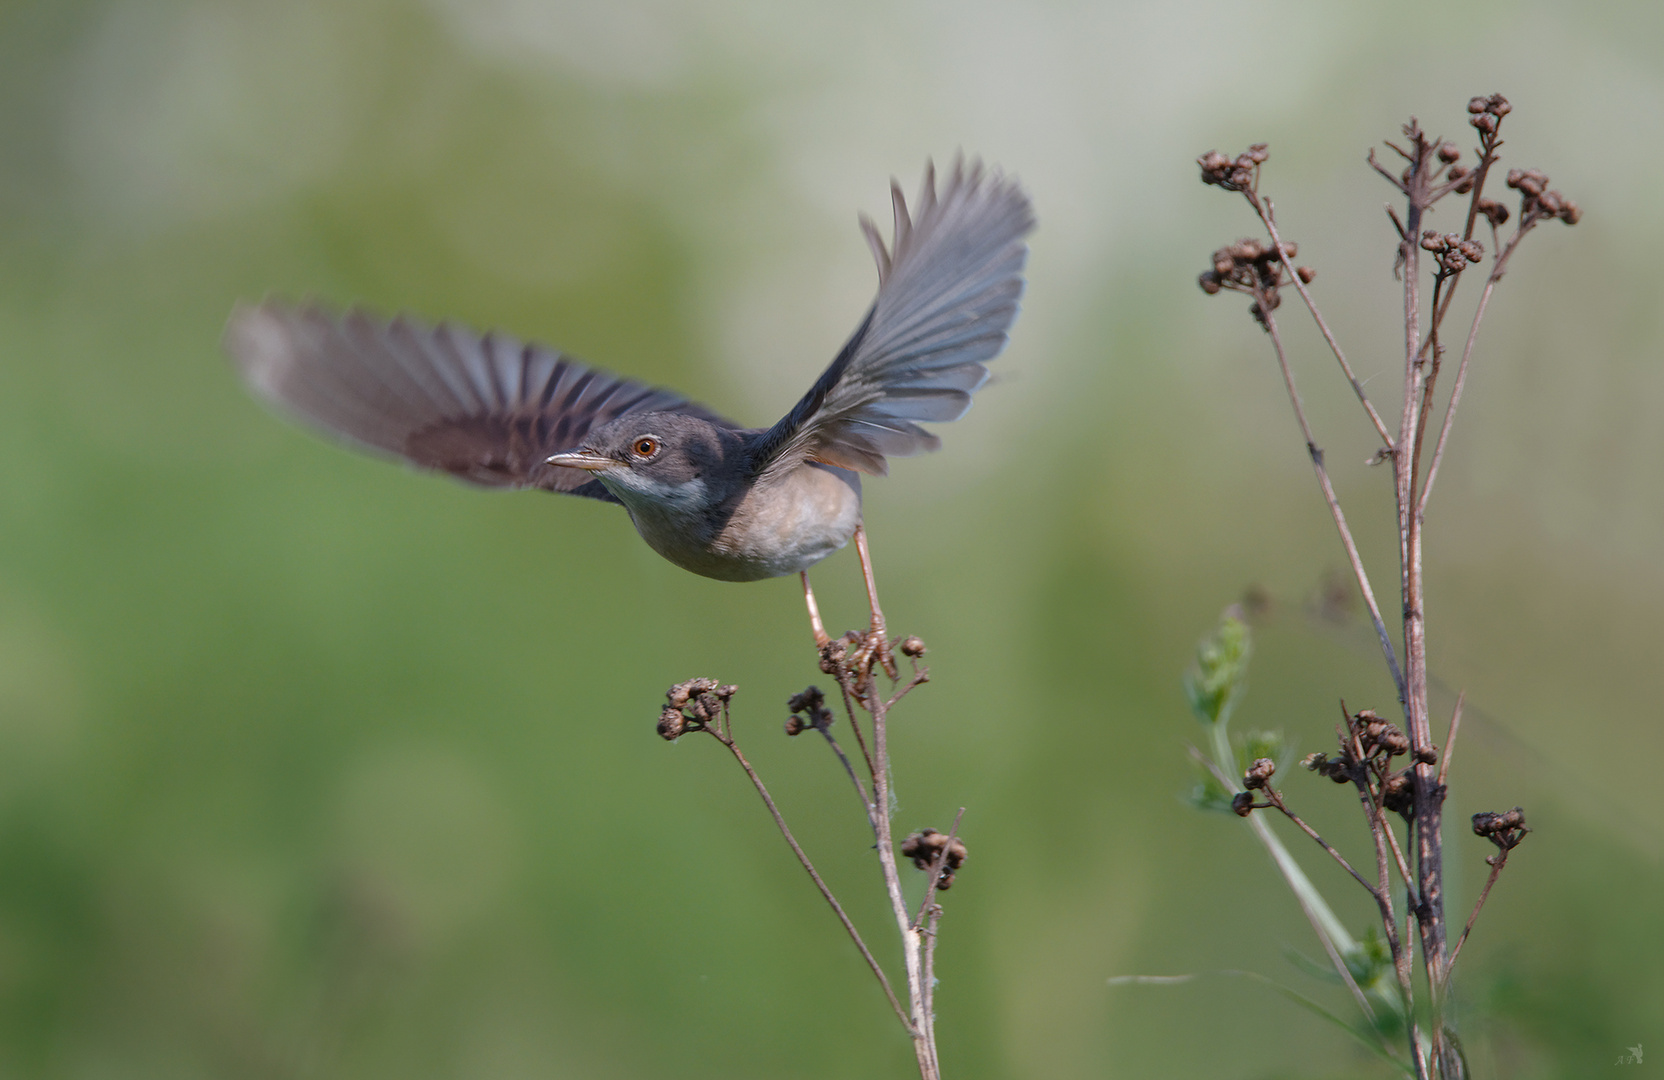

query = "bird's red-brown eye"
[[632, 437, 659, 458]]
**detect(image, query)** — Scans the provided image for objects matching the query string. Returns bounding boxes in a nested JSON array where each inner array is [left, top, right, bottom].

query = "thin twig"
[[1368, 149, 1408, 191], [860, 638, 938, 1077], [710, 726, 910, 1031], [816, 725, 877, 833], [1260, 306, 1408, 705], [1261, 789, 1382, 899], [832, 673, 878, 782], [1445, 850, 1508, 983], [885, 666, 931, 712], [1416, 274, 1493, 516], [913, 807, 967, 929], [1378, 793, 1419, 901], [1257, 198, 1395, 447], [1437, 692, 1464, 788], [919, 903, 944, 1076]]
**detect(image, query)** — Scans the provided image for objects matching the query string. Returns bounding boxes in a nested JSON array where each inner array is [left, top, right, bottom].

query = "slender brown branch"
[[919, 903, 944, 1078], [816, 724, 877, 833], [860, 639, 939, 1078], [710, 726, 910, 1031], [1437, 692, 1464, 788], [1445, 850, 1509, 984], [831, 671, 878, 781], [1257, 199, 1395, 447], [1368, 148, 1408, 191], [1260, 306, 1408, 705], [1378, 793, 1419, 900], [1260, 789, 1381, 899], [885, 667, 931, 712], [913, 807, 967, 929]]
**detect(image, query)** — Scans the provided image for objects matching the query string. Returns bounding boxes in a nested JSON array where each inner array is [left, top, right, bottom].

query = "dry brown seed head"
[[1438, 141, 1461, 163], [1382, 771, 1414, 815], [1296, 266, 1316, 284], [1230, 791, 1256, 817], [899, 636, 927, 658], [658, 706, 687, 740], [1487, 94, 1512, 116], [1467, 96, 1489, 115]]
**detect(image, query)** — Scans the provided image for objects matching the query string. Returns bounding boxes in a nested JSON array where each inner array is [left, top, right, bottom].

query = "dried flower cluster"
[[784, 685, 834, 736], [1198, 143, 1267, 194], [658, 677, 736, 740], [1505, 168, 1581, 226], [1197, 236, 1316, 325], [900, 828, 968, 890], [1471, 807, 1529, 854], [1421, 231, 1485, 276], [1297, 708, 1427, 818]]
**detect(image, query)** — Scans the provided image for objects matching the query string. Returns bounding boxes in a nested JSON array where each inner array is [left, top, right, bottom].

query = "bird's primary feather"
[[749, 158, 1035, 477], [226, 303, 733, 502]]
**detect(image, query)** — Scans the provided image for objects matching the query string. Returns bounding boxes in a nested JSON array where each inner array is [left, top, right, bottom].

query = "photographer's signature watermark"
[[1616, 1043, 1642, 1066]]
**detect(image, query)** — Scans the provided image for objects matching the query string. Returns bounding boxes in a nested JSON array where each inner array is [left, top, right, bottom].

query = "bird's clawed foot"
[[805, 526, 899, 680]]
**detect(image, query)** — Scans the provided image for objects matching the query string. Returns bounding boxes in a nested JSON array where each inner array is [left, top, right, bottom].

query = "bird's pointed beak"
[[545, 449, 618, 472]]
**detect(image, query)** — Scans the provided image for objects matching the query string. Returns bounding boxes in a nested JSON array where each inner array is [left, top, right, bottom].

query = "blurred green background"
[[0, 0, 1659, 1076]]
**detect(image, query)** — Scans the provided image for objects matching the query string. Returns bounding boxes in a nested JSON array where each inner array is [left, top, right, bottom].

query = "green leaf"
[[1183, 608, 1252, 727]]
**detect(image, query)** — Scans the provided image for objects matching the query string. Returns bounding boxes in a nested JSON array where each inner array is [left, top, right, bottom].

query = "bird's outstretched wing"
[[751, 159, 1034, 477], [226, 303, 733, 500]]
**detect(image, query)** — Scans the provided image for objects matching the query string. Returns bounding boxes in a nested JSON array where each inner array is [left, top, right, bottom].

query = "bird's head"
[[545, 412, 738, 513]]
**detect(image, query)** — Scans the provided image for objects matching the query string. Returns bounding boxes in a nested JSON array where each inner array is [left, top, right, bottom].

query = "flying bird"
[[226, 159, 1034, 653]]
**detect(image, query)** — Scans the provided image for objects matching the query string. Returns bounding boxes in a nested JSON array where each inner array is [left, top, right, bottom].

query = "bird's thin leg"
[[801, 570, 831, 649], [852, 523, 897, 678]]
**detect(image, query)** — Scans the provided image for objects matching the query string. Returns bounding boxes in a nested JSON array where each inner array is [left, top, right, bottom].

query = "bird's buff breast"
[[625, 463, 862, 582]]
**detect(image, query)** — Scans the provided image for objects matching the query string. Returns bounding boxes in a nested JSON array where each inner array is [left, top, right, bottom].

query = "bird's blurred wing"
[[752, 159, 1034, 477], [226, 303, 733, 500]]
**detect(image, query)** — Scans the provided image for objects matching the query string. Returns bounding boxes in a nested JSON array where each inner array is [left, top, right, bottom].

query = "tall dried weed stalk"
[[1184, 94, 1575, 1078], [657, 618, 957, 1080]]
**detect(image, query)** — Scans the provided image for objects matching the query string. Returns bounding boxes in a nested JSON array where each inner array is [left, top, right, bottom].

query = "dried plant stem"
[[1437, 693, 1464, 788], [1261, 789, 1378, 897], [1197, 99, 1562, 1079], [708, 723, 910, 1029], [914, 807, 966, 1055], [816, 724, 878, 831], [861, 663, 940, 1079], [1395, 152, 1451, 1043], [1258, 201, 1395, 448], [1259, 307, 1407, 706], [1445, 849, 1509, 985]]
